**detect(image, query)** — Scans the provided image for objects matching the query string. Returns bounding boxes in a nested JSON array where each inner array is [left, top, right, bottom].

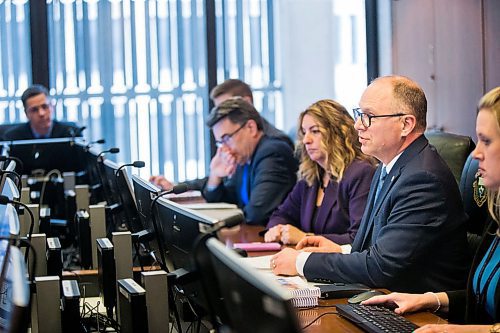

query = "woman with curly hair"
[[265, 99, 375, 245]]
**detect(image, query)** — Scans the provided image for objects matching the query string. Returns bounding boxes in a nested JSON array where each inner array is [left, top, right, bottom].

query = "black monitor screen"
[[1, 138, 85, 175], [0, 244, 30, 333], [155, 197, 218, 272], [81, 147, 103, 204], [101, 160, 142, 233], [131, 175, 160, 233], [200, 237, 301, 333]]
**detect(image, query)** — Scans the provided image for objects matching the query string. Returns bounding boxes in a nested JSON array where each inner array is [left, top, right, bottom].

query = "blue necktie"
[[240, 164, 250, 205], [374, 166, 387, 203]]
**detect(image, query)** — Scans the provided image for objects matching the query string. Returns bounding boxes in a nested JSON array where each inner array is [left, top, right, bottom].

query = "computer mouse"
[[347, 290, 385, 304]]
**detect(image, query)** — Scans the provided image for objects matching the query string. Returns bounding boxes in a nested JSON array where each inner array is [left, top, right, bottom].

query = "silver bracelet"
[[424, 292, 441, 313]]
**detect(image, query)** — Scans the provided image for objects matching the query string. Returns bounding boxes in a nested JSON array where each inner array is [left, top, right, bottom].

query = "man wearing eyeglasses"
[[150, 79, 294, 194], [271, 75, 469, 293], [2, 85, 81, 141], [201, 97, 297, 225]]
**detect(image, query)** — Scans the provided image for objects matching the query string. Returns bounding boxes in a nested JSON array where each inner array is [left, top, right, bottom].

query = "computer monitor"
[[0, 138, 85, 176], [155, 197, 226, 272], [100, 159, 142, 233], [154, 197, 243, 317], [115, 166, 142, 233], [0, 205, 20, 238], [131, 175, 160, 233], [197, 237, 301, 333], [131, 175, 162, 263], [81, 147, 104, 204], [0, 243, 30, 333]]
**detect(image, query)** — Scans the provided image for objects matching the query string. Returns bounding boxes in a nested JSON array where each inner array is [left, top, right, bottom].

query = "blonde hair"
[[297, 99, 374, 186], [478, 87, 500, 233]]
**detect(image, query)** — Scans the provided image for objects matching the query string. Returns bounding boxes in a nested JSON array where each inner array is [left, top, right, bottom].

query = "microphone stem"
[[17, 201, 35, 262], [149, 191, 171, 272]]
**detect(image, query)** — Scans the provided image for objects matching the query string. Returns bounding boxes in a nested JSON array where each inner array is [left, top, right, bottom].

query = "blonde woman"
[[265, 99, 375, 245]]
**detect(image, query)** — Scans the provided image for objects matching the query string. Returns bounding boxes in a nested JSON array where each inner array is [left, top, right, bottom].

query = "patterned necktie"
[[374, 166, 387, 203]]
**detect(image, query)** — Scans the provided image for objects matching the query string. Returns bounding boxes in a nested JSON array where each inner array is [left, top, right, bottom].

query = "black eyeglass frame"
[[214, 121, 248, 148], [352, 108, 407, 127]]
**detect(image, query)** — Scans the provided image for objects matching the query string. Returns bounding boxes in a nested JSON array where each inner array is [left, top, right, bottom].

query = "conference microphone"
[[84, 139, 106, 151], [148, 183, 190, 272], [97, 147, 120, 161], [69, 126, 86, 139], [0, 195, 35, 261], [115, 161, 146, 176], [0, 156, 24, 175], [202, 211, 245, 235]]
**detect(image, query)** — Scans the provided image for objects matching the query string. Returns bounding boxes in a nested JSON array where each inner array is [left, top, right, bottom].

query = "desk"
[[297, 298, 447, 332], [64, 223, 448, 332], [218, 224, 448, 332]]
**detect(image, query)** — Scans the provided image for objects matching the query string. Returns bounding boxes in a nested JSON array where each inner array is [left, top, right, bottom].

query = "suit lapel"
[[352, 166, 380, 251], [353, 135, 430, 250], [315, 182, 337, 233]]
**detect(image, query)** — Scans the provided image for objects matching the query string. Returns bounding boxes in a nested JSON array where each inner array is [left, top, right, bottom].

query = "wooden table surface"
[[217, 224, 448, 332]]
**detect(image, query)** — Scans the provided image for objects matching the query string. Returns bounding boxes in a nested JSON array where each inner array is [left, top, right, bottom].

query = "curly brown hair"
[[297, 99, 375, 186]]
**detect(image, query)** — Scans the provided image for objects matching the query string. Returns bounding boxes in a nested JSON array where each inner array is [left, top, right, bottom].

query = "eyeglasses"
[[352, 108, 407, 128], [215, 121, 247, 148], [26, 103, 52, 114]]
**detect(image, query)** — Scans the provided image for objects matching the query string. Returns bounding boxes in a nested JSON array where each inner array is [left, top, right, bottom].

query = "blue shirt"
[[473, 236, 500, 320]]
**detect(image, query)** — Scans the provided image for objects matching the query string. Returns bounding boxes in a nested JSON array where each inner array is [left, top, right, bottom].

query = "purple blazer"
[[267, 160, 375, 244]]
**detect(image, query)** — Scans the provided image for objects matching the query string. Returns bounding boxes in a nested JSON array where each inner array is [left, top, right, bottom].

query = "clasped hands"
[[270, 235, 342, 276]]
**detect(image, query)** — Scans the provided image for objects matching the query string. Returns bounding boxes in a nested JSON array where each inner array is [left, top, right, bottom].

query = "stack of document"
[[275, 276, 321, 307], [241, 255, 321, 308]]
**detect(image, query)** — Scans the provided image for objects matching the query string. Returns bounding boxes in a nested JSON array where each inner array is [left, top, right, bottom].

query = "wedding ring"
[[271, 259, 276, 269]]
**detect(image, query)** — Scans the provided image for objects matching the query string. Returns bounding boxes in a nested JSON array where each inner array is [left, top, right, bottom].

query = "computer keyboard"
[[336, 303, 419, 333]]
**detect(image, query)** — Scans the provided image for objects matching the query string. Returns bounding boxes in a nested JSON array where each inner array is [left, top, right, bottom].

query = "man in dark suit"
[[271, 75, 469, 293], [202, 97, 297, 225], [2, 85, 81, 140], [149, 79, 294, 191]]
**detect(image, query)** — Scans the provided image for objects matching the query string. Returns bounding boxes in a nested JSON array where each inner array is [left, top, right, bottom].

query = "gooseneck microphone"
[[84, 139, 106, 151], [0, 156, 24, 175], [97, 147, 120, 161], [0, 195, 35, 262], [149, 184, 190, 272], [115, 161, 146, 176], [69, 126, 86, 140]]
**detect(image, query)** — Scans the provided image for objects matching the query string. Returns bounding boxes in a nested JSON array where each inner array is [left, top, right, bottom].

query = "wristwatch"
[[490, 323, 500, 333]]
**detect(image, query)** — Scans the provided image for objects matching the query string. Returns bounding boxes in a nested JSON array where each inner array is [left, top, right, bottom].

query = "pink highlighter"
[[233, 242, 281, 251]]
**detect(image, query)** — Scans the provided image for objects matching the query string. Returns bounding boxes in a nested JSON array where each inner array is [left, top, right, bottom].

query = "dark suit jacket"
[[266, 160, 374, 244], [203, 135, 298, 225], [181, 121, 294, 192], [447, 219, 499, 324], [304, 135, 470, 293], [2, 121, 81, 141]]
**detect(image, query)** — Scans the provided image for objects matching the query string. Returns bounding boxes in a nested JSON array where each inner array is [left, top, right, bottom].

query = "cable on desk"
[[301, 311, 338, 330]]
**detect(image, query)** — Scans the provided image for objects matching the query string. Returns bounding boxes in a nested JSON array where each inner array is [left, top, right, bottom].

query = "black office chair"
[[0, 123, 19, 141], [426, 130, 475, 184]]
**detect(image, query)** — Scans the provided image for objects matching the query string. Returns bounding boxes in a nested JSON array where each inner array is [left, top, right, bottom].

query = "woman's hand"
[[280, 225, 307, 245], [264, 225, 283, 243], [361, 292, 444, 315]]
